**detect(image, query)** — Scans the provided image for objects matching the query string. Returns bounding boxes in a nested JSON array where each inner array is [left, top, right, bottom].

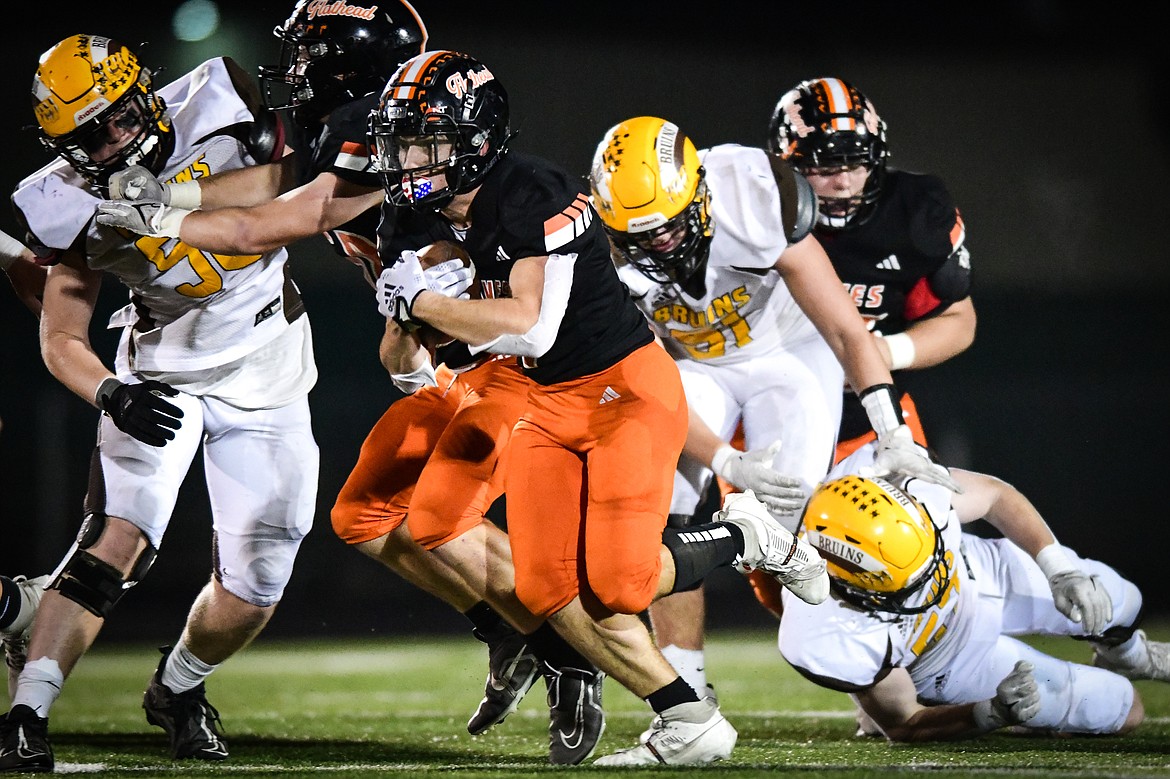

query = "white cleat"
[[595, 699, 736, 767], [1093, 629, 1170, 682], [2, 575, 49, 701], [716, 490, 829, 605]]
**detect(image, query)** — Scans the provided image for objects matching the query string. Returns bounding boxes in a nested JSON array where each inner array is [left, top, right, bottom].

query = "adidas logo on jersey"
[[876, 255, 901, 270], [599, 386, 621, 404]]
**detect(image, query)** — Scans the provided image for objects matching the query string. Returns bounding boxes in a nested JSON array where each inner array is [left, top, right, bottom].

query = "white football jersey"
[[618, 144, 822, 366], [14, 58, 300, 375], [779, 445, 979, 692]]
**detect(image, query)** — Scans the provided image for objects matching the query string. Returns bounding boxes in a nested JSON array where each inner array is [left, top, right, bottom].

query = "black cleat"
[[0, 705, 53, 773], [544, 663, 605, 765], [466, 627, 540, 735], [142, 647, 228, 760]]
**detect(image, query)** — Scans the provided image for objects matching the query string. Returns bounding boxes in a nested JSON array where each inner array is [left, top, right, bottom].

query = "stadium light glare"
[[172, 0, 221, 42]]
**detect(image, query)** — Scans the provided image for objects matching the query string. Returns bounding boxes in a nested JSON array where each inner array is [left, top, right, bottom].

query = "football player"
[[92, 1, 605, 761], [0, 34, 319, 771], [746, 77, 978, 626], [781, 446, 1168, 740], [587, 116, 960, 700], [371, 49, 833, 766]]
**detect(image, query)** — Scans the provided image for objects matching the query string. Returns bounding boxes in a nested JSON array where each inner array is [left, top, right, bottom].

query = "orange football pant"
[[744, 392, 928, 618], [330, 357, 530, 548], [505, 342, 688, 620]]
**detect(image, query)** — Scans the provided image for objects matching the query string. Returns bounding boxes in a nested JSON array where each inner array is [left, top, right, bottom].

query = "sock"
[[12, 657, 64, 718], [464, 601, 511, 642], [1095, 631, 1150, 671], [662, 523, 743, 592], [659, 644, 707, 697], [161, 639, 219, 694], [645, 675, 700, 714], [526, 622, 594, 671], [0, 577, 18, 633]]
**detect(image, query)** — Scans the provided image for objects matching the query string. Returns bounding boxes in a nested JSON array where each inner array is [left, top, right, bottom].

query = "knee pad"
[[49, 512, 156, 618]]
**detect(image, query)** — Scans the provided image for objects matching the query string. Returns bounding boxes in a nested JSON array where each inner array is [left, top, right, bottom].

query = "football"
[[414, 240, 478, 353]]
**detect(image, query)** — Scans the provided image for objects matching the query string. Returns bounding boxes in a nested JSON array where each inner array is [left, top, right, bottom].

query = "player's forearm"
[[379, 320, 428, 375], [412, 292, 539, 348], [198, 156, 295, 209], [41, 332, 113, 408], [682, 408, 727, 467], [894, 298, 976, 370], [881, 703, 989, 742]]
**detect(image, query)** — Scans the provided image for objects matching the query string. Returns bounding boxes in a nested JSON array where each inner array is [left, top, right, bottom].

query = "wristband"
[[154, 207, 192, 239], [859, 383, 902, 437], [1035, 543, 1076, 579], [165, 180, 202, 210], [94, 376, 123, 408], [881, 332, 916, 371], [389, 362, 437, 395], [971, 699, 1003, 733], [0, 230, 27, 271], [710, 445, 739, 479]]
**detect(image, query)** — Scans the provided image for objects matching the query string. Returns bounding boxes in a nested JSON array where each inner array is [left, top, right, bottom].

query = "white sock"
[[1096, 631, 1151, 671], [12, 657, 64, 717], [660, 644, 708, 698], [161, 639, 219, 693]]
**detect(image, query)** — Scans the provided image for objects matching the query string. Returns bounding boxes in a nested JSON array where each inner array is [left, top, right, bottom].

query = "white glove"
[[973, 660, 1041, 730], [95, 201, 190, 239], [712, 441, 808, 513], [1048, 571, 1112, 635], [872, 426, 961, 492], [1036, 544, 1112, 635], [376, 250, 474, 326], [108, 164, 202, 209]]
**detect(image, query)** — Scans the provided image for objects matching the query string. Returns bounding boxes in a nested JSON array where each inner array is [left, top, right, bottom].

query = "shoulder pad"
[[246, 108, 284, 164], [767, 154, 817, 243]]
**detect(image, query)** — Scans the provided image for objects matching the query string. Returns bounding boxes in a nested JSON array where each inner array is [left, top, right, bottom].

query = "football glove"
[[1048, 570, 1113, 636], [97, 379, 184, 447], [872, 425, 961, 492], [974, 660, 1040, 730], [95, 201, 190, 239], [107, 165, 201, 209], [712, 441, 808, 514], [376, 251, 474, 327]]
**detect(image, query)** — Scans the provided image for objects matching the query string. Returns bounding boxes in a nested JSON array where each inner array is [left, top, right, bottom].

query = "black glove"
[[98, 379, 184, 447]]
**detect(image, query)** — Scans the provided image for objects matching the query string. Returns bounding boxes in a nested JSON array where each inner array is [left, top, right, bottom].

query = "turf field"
[[29, 625, 1170, 777]]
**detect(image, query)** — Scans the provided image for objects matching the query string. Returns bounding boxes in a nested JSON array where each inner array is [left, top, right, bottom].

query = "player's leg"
[[1, 402, 204, 773], [1, 574, 50, 702], [509, 344, 737, 766], [409, 361, 598, 750]]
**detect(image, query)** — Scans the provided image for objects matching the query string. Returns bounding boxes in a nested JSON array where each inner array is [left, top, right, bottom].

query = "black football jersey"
[[461, 152, 653, 385], [291, 92, 383, 284], [820, 170, 973, 440]]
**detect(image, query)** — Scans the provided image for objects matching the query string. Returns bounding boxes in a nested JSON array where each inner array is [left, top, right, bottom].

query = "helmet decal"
[[303, 0, 378, 20]]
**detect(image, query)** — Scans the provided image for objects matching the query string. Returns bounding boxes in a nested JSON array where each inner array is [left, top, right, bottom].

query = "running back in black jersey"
[[289, 92, 385, 284], [460, 152, 653, 385], [821, 169, 973, 440]]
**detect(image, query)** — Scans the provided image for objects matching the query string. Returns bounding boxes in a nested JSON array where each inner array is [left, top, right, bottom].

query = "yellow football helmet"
[[32, 34, 172, 184], [588, 116, 713, 285], [801, 475, 950, 615]]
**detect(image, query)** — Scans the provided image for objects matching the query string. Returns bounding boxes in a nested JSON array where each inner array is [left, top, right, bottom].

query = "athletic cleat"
[[142, 647, 228, 760], [466, 627, 540, 735], [2, 576, 49, 703], [595, 698, 736, 766], [717, 490, 830, 605], [1093, 630, 1170, 682], [0, 704, 53, 773], [544, 663, 605, 765]]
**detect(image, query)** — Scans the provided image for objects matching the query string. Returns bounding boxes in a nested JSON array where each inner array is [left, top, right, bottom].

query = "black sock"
[[463, 601, 511, 642], [661, 523, 743, 592], [646, 676, 700, 713], [526, 622, 594, 671], [0, 577, 18, 631]]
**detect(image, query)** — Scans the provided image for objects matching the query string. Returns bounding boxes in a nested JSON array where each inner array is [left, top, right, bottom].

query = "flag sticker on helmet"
[[544, 194, 593, 252]]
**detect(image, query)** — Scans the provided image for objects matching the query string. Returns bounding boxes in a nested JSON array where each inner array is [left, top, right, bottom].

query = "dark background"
[[1, 2, 1166, 643]]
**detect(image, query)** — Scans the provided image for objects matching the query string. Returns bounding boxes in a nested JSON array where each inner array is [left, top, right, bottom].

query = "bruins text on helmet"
[[767, 77, 889, 230], [801, 475, 950, 615], [589, 116, 714, 286], [260, 0, 428, 128], [32, 34, 173, 185], [368, 50, 510, 210]]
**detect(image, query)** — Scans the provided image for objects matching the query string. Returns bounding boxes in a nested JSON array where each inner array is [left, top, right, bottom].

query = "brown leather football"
[[414, 240, 478, 352]]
